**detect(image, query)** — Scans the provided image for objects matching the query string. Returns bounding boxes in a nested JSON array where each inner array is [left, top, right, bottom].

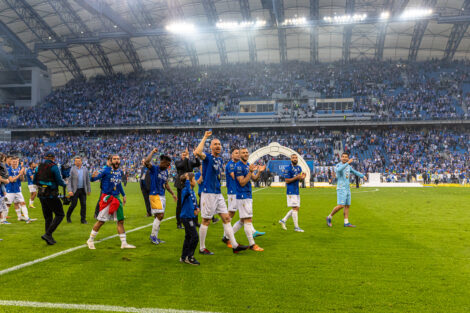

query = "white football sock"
[[20, 205, 29, 220], [151, 217, 161, 237], [244, 222, 255, 246], [29, 200, 33, 206], [232, 220, 243, 234], [292, 210, 299, 228], [119, 233, 127, 244], [199, 224, 208, 250], [282, 209, 293, 222], [15, 208, 21, 218], [344, 218, 349, 224], [89, 230, 98, 241], [223, 222, 238, 249], [223, 216, 232, 238], [251, 223, 256, 234]]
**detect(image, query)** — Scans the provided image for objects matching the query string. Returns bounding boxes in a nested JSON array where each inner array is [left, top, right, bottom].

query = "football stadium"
[[0, 0, 470, 312]]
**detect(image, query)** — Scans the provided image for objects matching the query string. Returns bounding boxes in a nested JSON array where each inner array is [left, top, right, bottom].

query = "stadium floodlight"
[[401, 8, 433, 19], [165, 22, 196, 34], [216, 20, 266, 30], [323, 14, 367, 24], [281, 17, 308, 26], [380, 11, 390, 20]]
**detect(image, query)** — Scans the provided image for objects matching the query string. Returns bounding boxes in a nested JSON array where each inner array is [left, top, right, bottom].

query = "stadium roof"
[[1, 0, 470, 86]]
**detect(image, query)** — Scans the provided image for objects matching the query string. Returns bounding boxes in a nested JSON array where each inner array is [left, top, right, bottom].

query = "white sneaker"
[[87, 239, 96, 250], [279, 220, 287, 230], [121, 243, 136, 249], [294, 227, 304, 233], [18, 216, 27, 221]]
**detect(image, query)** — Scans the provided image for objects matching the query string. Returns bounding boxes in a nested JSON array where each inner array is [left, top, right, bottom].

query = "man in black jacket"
[[139, 159, 152, 217], [175, 148, 200, 229], [34, 152, 67, 245]]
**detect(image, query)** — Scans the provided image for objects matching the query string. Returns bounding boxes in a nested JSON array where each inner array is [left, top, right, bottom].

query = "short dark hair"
[[107, 155, 113, 161], [342, 152, 349, 157], [29, 161, 34, 166], [230, 147, 239, 154], [74, 156, 81, 160], [160, 155, 172, 162], [180, 172, 195, 184]]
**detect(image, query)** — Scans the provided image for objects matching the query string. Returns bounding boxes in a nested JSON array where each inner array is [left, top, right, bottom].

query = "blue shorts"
[[337, 189, 351, 206]]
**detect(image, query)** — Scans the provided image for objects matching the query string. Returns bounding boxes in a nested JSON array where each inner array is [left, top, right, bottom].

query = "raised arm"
[[195, 131, 212, 160], [144, 148, 158, 168], [350, 167, 366, 179]]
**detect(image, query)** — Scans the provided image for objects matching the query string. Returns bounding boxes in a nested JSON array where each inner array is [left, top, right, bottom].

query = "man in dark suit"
[[67, 156, 91, 224], [140, 159, 152, 217], [175, 148, 200, 229]]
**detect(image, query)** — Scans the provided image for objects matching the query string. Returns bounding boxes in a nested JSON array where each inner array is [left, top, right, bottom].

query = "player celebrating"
[[232, 148, 266, 251], [87, 154, 135, 249], [6, 158, 35, 223], [326, 153, 367, 228], [144, 148, 177, 245], [194, 130, 248, 254], [26, 162, 37, 208], [279, 154, 305, 232]]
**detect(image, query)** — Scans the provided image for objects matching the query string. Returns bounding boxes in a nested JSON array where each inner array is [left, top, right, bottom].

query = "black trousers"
[[40, 197, 64, 236], [67, 188, 87, 221], [176, 188, 183, 225], [181, 218, 199, 259], [140, 184, 151, 216]]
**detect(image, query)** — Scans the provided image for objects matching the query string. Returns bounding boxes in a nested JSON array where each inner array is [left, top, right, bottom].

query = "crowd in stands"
[[1, 60, 470, 128], [1, 128, 468, 183]]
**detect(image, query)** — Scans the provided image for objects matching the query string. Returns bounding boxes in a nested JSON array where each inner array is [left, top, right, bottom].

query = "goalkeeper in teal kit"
[[326, 152, 367, 228]]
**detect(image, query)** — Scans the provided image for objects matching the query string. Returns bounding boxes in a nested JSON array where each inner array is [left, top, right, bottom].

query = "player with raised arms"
[[144, 148, 177, 245], [194, 130, 248, 255], [326, 152, 367, 228]]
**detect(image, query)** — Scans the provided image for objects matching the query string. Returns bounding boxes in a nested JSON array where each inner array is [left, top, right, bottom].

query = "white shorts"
[[149, 195, 166, 214], [0, 197, 7, 212], [237, 199, 253, 219], [97, 204, 117, 222], [28, 185, 38, 193], [287, 195, 300, 207], [227, 194, 237, 212], [5, 192, 25, 205], [201, 192, 228, 219]]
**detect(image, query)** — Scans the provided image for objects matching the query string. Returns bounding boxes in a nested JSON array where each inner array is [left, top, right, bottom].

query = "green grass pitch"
[[0, 183, 470, 312]]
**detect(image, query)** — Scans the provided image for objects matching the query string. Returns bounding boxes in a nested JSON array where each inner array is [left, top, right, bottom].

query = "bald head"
[[210, 138, 222, 156]]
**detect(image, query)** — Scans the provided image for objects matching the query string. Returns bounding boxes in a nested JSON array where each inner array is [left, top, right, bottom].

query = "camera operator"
[[34, 152, 67, 245]]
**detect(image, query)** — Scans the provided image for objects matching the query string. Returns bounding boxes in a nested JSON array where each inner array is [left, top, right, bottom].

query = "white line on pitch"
[[0, 216, 175, 277], [0, 300, 215, 313]]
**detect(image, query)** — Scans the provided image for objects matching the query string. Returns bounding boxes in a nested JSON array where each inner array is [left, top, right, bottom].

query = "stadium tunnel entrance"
[[248, 142, 311, 187]]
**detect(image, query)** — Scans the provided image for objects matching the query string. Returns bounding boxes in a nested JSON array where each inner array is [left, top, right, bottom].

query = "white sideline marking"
[[0, 216, 175, 277], [0, 300, 214, 313]]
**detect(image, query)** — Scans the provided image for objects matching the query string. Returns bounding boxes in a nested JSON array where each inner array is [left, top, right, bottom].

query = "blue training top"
[[225, 160, 237, 195], [180, 180, 198, 219], [284, 164, 302, 195], [235, 161, 252, 200], [91, 166, 125, 197], [335, 162, 364, 191], [201, 152, 223, 194]]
